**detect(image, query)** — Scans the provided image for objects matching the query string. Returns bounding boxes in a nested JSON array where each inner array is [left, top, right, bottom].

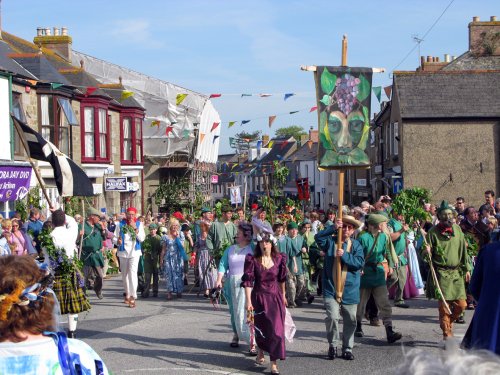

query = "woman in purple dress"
[[242, 232, 287, 375]]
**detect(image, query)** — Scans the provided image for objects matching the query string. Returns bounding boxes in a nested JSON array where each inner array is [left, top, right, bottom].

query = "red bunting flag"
[[280, 140, 289, 150], [384, 85, 392, 99], [211, 122, 220, 132], [309, 106, 318, 112], [269, 115, 277, 128], [85, 87, 97, 97], [165, 126, 174, 136], [259, 93, 272, 97], [209, 94, 222, 99]]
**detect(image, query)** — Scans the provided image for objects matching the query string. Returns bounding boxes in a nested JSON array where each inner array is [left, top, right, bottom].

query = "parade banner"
[[0, 166, 32, 202], [296, 178, 310, 201], [314, 66, 373, 169], [230, 186, 242, 204]]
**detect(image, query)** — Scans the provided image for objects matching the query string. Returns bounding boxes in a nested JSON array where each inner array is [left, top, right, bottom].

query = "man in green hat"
[[355, 213, 402, 343], [387, 209, 410, 308], [207, 205, 236, 264], [81, 207, 106, 299], [284, 221, 308, 307], [141, 223, 162, 298], [423, 200, 470, 340]]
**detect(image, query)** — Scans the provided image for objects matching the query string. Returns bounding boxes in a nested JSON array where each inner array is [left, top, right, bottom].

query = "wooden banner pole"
[[334, 35, 349, 302]]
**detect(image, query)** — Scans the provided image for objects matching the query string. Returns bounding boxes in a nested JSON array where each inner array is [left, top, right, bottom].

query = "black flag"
[[12, 115, 94, 197]]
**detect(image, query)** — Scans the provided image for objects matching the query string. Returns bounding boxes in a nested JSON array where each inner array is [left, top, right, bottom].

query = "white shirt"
[[48, 215, 78, 259], [114, 220, 145, 258]]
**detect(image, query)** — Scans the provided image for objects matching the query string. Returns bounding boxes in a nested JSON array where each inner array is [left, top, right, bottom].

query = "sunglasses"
[[343, 224, 354, 230], [12, 225, 19, 228]]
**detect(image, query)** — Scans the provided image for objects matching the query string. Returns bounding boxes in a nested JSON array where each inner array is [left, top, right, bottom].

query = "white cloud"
[[109, 18, 165, 49]]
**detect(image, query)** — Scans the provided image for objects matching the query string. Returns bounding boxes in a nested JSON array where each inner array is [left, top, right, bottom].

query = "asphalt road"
[[74, 275, 468, 375]]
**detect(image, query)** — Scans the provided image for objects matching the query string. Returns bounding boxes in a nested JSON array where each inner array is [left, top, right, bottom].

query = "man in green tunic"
[[142, 223, 162, 298], [206, 205, 237, 265], [387, 210, 410, 308], [80, 207, 106, 299], [355, 214, 402, 343], [423, 201, 470, 340]]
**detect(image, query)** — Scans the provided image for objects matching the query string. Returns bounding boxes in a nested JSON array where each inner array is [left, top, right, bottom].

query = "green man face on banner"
[[318, 70, 371, 167]]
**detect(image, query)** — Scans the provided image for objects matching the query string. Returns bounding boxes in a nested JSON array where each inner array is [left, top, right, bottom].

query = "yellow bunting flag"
[[27, 79, 38, 86], [268, 115, 277, 128], [176, 93, 188, 105], [268, 140, 274, 148], [120, 90, 134, 101], [200, 133, 206, 143], [151, 120, 160, 127]]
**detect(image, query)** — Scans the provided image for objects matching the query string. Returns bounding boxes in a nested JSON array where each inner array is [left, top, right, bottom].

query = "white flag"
[[230, 186, 242, 204]]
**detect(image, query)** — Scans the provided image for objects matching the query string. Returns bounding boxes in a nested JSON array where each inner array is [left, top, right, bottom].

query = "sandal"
[[124, 297, 130, 304], [249, 345, 258, 356], [128, 299, 136, 308], [255, 354, 265, 365]]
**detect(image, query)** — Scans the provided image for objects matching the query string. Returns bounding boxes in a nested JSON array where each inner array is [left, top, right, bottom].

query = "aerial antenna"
[[412, 34, 424, 65]]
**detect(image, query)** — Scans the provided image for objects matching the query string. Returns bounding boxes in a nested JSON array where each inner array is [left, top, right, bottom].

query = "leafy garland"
[[122, 224, 137, 241], [464, 233, 479, 258], [38, 227, 84, 287]]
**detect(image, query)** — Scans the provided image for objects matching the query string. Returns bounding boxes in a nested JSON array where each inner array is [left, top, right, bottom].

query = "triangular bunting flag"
[[165, 126, 174, 136], [26, 79, 38, 86], [228, 121, 236, 128], [289, 111, 299, 115], [284, 93, 295, 101], [211, 122, 220, 132], [309, 106, 318, 112], [231, 163, 238, 170], [120, 90, 134, 101], [256, 140, 262, 151], [213, 135, 220, 143], [50, 83, 64, 90], [268, 140, 274, 148], [384, 85, 392, 99], [259, 93, 272, 97], [280, 140, 289, 149], [241, 94, 252, 97], [241, 120, 251, 125], [176, 93, 188, 105], [268, 115, 277, 128], [372, 86, 382, 102], [200, 133, 206, 143], [84, 87, 97, 97], [182, 129, 190, 139], [276, 154, 283, 160], [151, 120, 160, 127], [209, 94, 222, 99]]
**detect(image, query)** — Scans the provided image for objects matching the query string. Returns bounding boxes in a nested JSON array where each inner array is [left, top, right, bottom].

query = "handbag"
[[284, 308, 296, 343]]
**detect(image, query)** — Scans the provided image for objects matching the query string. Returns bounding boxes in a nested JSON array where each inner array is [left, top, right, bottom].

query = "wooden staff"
[[78, 198, 85, 259], [334, 35, 348, 302], [419, 227, 452, 315], [12, 116, 53, 209]]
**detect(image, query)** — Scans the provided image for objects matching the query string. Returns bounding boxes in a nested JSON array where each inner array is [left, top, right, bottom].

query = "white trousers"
[[120, 256, 140, 299]]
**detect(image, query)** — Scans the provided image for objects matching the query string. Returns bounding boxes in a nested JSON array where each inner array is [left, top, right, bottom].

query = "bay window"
[[81, 103, 109, 162], [120, 112, 143, 164]]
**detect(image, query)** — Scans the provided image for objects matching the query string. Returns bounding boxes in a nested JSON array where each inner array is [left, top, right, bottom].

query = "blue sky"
[[2, 0, 498, 154]]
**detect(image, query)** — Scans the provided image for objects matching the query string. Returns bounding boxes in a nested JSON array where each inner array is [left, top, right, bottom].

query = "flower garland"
[[38, 227, 84, 287]]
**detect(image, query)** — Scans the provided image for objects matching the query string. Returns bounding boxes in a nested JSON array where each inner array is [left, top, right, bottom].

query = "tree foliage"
[[155, 177, 190, 211], [235, 131, 261, 141], [275, 125, 307, 140], [391, 187, 432, 225]]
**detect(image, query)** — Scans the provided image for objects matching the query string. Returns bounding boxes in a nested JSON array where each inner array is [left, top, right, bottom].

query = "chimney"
[[469, 15, 500, 56], [444, 54, 450, 62], [309, 126, 318, 143], [33, 26, 73, 61]]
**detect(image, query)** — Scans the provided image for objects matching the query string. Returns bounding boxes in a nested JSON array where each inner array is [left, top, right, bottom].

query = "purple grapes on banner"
[[333, 74, 360, 115]]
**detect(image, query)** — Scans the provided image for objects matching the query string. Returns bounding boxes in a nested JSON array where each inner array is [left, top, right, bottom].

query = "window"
[[39, 95, 77, 156], [135, 118, 142, 163], [82, 105, 109, 162], [12, 93, 26, 156], [393, 122, 399, 156], [123, 117, 132, 161]]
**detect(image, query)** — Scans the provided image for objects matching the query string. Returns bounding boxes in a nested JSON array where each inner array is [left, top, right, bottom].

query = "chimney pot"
[[420, 56, 425, 66], [444, 53, 450, 62], [119, 76, 123, 85], [491, 16, 497, 22], [80, 59, 84, 69], [452, 56, 456, 60], [61, 27, 68, 36], [426, 56, 432, 62], [472, 16, 480, 22], [37, 27, 43, 36], [53, 27, 60, 36], [436, 57, 440, 62], [45, 27, 51, 36]]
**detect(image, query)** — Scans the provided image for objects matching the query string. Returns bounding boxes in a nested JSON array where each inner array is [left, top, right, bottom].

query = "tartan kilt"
[[53, 270, 91, 315]]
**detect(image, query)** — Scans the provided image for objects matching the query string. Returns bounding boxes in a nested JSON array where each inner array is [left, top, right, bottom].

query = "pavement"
[[74, 274, 469, 375]]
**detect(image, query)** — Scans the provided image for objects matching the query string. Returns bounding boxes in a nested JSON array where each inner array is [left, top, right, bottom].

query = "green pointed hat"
[[436, 200, 454, 215]]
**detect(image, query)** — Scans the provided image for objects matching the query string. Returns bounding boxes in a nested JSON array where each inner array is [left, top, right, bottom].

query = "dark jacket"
[[316, 226, 364, 305]]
